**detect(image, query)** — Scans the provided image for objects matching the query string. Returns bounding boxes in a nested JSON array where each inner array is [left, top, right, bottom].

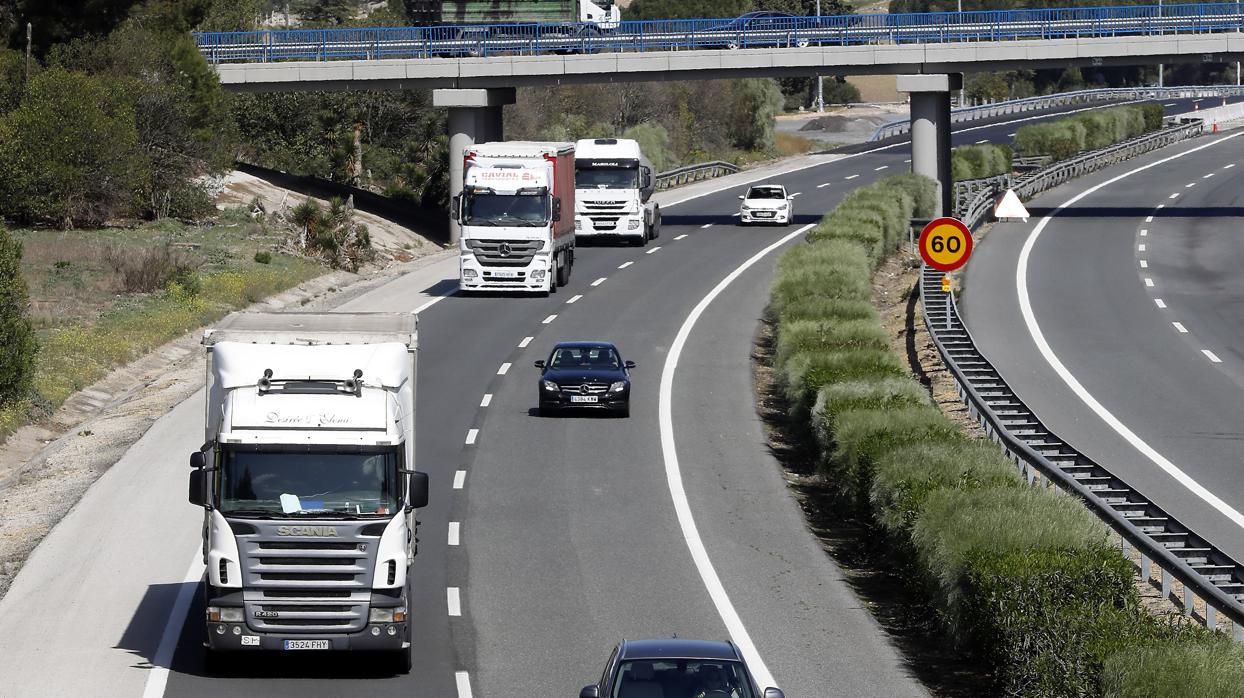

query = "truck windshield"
[[218, 448, 401, 517], [576, 166, 638, 190], [464, 192, 549, 226]]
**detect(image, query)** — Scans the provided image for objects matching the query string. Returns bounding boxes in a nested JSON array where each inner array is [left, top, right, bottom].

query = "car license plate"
[[284, 640, 330, 650], [489, 269, 521, 278], [754, 211, 774, 218], [570, 396, 598, 404]]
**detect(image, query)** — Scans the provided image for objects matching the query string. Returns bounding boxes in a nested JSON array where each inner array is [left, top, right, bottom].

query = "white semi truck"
[[453, 141, 576, 295], [574, 138, 661, 246], [188, 311, 428, 673]]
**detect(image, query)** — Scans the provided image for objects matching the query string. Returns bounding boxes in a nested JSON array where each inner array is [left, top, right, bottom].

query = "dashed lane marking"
[[1173, 322, 1188, 333], [480, 394, 492, 407], [453, 470, 466, 489], [518, 336, 533, 348], [497, 363, 511, 375], [456, 672, 474, 698], [1168, 193, 1180, 199], [700, 223, 714, 229], [1140, 260, 1148, 268], [542, 315, 557, 324], [448, 522, 460, 546], [465, 429, 478, 445], [646, 246, 662, 254], [874, 165, 889, 171], [844, 174, 859, 180], [1155, 298, 1167, 308], [1144, 278, 1154, 287], [591, 278, 606, 286], [1203, 349, 1223, 363], [447, 587, 462, 616], [675, 234, 688, 240], [817, 183, 831, 188], [1185, 182, 1197, 188], [618, 261, 633, 269], [566, 294, 582, 304]]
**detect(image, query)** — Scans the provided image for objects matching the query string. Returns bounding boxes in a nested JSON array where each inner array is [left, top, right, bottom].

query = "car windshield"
[[576, 166, 638, 190], [746, 187, 785, 200], [612, 659, 754, 698], [464, 191, 549, 226], [218, 448, 400, 517], [548, 346, 620, 369]]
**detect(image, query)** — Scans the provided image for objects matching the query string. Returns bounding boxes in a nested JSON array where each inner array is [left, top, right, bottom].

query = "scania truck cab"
[[188, 312, 428, 673], [574, 138, 660, 246], [453, 141, 576, 295]]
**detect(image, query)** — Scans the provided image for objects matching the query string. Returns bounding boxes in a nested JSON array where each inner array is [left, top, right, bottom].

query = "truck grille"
[[581, 200, 629, 230], [465, 239, 541, 267]]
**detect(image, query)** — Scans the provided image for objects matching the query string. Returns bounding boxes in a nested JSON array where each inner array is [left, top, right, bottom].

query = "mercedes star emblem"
[[499, 242, 512, 257]]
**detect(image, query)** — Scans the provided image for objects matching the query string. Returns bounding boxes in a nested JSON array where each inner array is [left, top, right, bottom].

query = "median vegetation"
[[766, 172, 1231, 695]]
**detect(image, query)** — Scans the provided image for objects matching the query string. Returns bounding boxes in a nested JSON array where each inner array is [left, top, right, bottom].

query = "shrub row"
[[768, 170, 1226, 695], [950, 143, 1013, 181], [1015, 103, 1164, 161]]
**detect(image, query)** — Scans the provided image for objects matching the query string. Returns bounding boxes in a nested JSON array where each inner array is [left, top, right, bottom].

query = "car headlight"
[[208, 606, 244, 623], [543, 380, 559, 391], [740, 204, 751, 211], [777, 203, 789, 211], [609, 381, 626, 393]]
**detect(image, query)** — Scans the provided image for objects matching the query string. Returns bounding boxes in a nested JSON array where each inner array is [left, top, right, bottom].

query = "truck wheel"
[[393, 643, 412, 675], [651, 210, 660, 239], [555, 256, 568, 287]]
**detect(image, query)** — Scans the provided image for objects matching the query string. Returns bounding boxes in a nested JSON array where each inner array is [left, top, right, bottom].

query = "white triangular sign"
[[994, 189, 1029, 222]]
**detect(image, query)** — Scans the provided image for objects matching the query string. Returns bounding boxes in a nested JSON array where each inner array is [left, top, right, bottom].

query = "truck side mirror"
[[450, 194, 460, 221], [190, 451, 206, 469], [407, 471, 429, 510], [641, 167, 652, 189], [188, 469, 207, 507], [552, 197, 562, 222]]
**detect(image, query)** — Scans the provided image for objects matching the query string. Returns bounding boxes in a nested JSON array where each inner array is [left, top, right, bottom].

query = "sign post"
[[919, 217, 973, 330]]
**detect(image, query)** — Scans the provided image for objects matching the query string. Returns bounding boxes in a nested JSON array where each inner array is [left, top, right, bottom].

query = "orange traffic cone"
[[1213, 121, 1219, 133]]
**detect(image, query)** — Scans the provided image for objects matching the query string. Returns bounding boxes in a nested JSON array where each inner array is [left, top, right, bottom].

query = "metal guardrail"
[[654, 161, 740, 191], [928, 119, 1244, 637], [870, 85, 1244, 141], [195, 2, 1244, 63]]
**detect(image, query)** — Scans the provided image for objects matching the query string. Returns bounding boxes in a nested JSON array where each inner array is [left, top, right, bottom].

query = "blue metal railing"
[[194, 3, 1244, 64]]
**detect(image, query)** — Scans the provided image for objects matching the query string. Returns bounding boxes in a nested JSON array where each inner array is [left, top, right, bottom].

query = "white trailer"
[[188, 311, 427, 674], [574, 138, 661, 246]]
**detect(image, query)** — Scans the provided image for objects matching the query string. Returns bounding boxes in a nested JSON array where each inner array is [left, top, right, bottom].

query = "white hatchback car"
[[738, 184, 792, 225]]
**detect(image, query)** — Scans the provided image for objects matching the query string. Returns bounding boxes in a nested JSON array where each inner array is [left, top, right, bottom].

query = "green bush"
[[805, 214, 886, 264], [0, 226, 37, 406], [1140, 102, 1165, 132], [783, 349, 908, 426], [879, 173, 938, 219], [774, 296, 876, 325], [775, 318, 891, 369], [838, 187, 913, 251], [826, 406, 964, 498], [769, 259, 873, 319], [253, 251, 272, 264], [812, 378, 929, 433], [951, 143, 1013, 181], [1102, 638, 1244, 698], [1016, 105, 1162, 162]]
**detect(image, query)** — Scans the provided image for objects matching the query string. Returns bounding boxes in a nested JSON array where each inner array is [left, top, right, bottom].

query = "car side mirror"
[[190, 451, 206, 469], [580, 686, 600, 698], [737, 194, 745, 200], [552, 197, 562, 222], [188, 469, 207, 507], [534, 360, 546, 369], [406, 471, 429, 510], [450, 194, 460, 221], [763, 689, 785, 698], [624, 361, 636, 369]]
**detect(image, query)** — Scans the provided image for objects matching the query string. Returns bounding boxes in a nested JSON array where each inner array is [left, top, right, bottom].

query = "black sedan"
[[535, 342, 634, 417], [580, 638, 785, 698], [706, 11, 812, 50]]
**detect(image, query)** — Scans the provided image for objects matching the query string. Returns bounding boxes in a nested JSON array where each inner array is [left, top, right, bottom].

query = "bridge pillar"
[[433, 88, 516, 244], [899, 74, 962, 218]]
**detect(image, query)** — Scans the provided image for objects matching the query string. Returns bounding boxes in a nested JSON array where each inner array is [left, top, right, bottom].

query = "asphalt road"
[[963, 129, 1244, 567], [0, 97, 1224, 698]]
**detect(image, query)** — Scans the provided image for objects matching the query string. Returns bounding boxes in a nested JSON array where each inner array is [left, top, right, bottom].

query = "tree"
[[0, 223, 36, 407], [625, 0, 752, 20], [293, 0, 357, 25]]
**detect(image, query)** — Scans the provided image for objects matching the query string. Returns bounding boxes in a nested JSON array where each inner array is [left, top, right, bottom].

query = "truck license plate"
[[489, 269, 520, 278], [284, 640, 330, 650], [570, 396, 598, 404]]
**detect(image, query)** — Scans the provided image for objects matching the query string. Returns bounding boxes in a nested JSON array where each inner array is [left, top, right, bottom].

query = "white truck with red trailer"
[[453, 141, 576, 295]]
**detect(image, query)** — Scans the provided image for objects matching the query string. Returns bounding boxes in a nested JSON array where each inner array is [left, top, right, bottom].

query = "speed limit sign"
[[918, 217, 973, 272]]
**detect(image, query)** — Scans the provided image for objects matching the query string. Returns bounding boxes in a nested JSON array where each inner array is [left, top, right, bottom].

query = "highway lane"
[[962, 129, 1244, 568], [0, 98, 1180, 697]]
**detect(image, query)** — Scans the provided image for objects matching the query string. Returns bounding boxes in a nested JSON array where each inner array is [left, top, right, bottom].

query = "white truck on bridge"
[[188, 311, 428, 673], [453, 141, 577, 295], [574, 138, 661, 246]]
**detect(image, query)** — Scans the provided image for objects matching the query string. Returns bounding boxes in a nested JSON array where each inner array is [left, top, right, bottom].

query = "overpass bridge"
[[196, 2, 1244, 233]]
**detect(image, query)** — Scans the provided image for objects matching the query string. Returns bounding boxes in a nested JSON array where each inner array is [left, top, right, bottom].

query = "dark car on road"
[[536, 342, 634, 417], [580, 638, 785, 698], [705, 11, 812, 50]]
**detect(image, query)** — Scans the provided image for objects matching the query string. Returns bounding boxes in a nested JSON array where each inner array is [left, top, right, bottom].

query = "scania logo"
[[276, 526, 339, 537], [499, 242, 512, 257], [580, 384, 590, 395]]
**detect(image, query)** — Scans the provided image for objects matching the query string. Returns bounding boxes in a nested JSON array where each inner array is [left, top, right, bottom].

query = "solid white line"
[[1185, 182, 1197, 188], [1144, 278, 1154, 287], [497, 363, 511, 375], [1140, 260, 1148, 268], [542, 314, 557, 324], [141, 555, 206, 698], [1016, 130, 1244, 535], [874, 165, 889, 170], [447, 587, 462, 616], [518, 336, 533, 348], [658, 223, 811, 692], [1203, 349, 1223, 363], [844, 174, 859, 180], [675, 234, 688, 240], [591, 277, 606, 286], [1203, 173, 1215, 179], [456, 671, 474, 698], [448, 522, 460, 546], [701, 223, 714, 229], [413, 295, 448, 316], [465, 429, 478, 445], [1173, 322, 1189, 333], [480, 394, 492, 407], [566, 294, 583, 304], [817, 182, 831, 188], [1138, 244, 1146, 252], [1168, 193, 1180, 199], [646, 246, 662, 254], [453, 470, 466, 489], [618, 261, 633, 269], [1226, 163, 1237, 169], [1155, 298, 1167, 308]]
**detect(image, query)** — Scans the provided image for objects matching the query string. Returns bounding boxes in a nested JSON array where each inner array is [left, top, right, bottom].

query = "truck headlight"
[[609, 381, 626, 392], [369, 607, 406, 623], [628, 220, 642, 230], [208, 606, 244, 623], [462, 268, 477, 279], [543, 380, 559, 392], [531, 269, 546, 280]]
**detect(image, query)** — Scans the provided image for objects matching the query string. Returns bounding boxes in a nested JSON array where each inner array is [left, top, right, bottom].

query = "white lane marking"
[[701, 223, 714, 229], [817, 182, 831, 188], [497, 363, 511, 375], [447, 587, 462, 616], [1164, 102, 1177, 106], [1156, 204, 1165, 209], [1140, 229, 1148, 236], [1226, 163, 1237, 169], [1007, 132, 1017, 137], [618, 261, 633, 269], [566, 294, 583, 304], [1203, 349, 1223, 363], [1155, 298, 1167, 308], [658, 223, 811, 692], [542, 314, 557, 324], [904, 158, 912, 163], [1203, 173, 1215, 179], [591, 277, 606, 286], [975, 139, 989, 144], [453, 470, 466, 489], [1173, 322, 1189, 333], [844, 174, 859, 180], [140, 555, 206, 698], [1138, 244, 1146, 252], [1144, 278, 1155, 287], [1016, 130, 1244, 539], [456, 672, 474, 698], [465, 429, 479, 445], [1140, 260, 1148, 268], [675, 234, 688, 240], [1145, 216, 1154, 223], [790, 192, 802, 197], [480, 394, 492, 407], [1168, 193, 1180, 199], [874, 165, 889, 171], [646, 246, 662, 254], [518, 336, 533, 348], [413, 295, 448, 315], [1185, 182, 1197, 188], [448, 522, 460, 546]]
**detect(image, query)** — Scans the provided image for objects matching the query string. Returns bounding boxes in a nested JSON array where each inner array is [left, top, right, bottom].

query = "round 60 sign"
[[918, 217, 973, 272]]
